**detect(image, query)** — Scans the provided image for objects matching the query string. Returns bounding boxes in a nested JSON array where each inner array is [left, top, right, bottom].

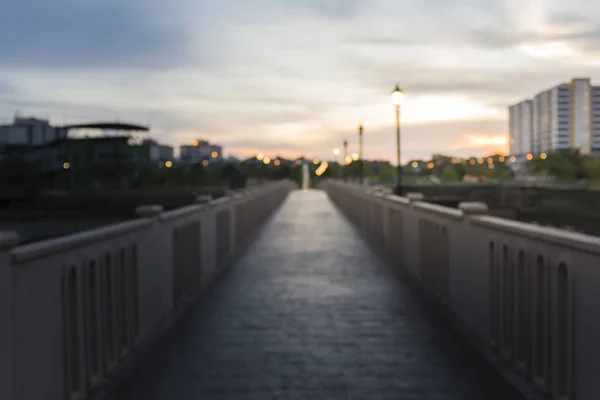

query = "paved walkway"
[[108, 190, 524, 400]]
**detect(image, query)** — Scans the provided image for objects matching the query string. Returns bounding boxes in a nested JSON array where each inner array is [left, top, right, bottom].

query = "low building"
[[180, 139, 223, 164], [144, 139, 174, 163]]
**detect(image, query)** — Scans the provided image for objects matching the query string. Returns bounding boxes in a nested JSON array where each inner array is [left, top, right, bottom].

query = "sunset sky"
[[2, 0, 600, 162]]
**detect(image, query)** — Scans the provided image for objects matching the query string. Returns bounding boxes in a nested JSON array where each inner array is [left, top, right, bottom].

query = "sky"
[[2, 0, 600, 162]]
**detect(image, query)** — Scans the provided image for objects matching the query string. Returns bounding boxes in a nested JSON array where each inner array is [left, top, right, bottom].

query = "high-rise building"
[[508, 100, 533, 156], [508, 78, 600, 158]]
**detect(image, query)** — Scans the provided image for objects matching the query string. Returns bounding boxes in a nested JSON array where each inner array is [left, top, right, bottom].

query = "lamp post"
[[343, 140, 348, 181], [358, 124, 364, 185], [392, 84, 405, 195], [333, 148, 341, 178]]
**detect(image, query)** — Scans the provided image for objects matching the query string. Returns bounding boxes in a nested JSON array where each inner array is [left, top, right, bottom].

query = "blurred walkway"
[[107, 190, 524, 400]]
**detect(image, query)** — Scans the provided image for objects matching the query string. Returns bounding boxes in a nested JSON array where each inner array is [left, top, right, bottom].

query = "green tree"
[[441, 164, 459, 182]]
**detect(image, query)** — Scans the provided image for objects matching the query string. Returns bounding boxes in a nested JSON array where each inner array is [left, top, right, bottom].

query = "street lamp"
[[343, 140, 349, 181], [392, 84, 404, 195], [333, 148, 341, 178], [358, 124, 364, 184]]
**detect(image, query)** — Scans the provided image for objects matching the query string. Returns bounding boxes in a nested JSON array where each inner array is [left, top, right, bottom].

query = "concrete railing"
[[0, 180, 295, 400], [325, 180, 600, 400]]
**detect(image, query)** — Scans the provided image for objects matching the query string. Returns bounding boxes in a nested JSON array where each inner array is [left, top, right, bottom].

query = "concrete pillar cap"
[[0, 231, 19, 249], [135, 204, 164, 217], [458, 201, 489, 215], [406, 192, 425, 201], [196, 195, 212, 204]]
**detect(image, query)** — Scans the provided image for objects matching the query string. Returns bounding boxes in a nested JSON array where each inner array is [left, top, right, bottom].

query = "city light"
[[411, 161, 418, 168], [526, 153, 533, 160], [315, 162, 329, 176], [469, 159, 476, 165], [211, 151, 218, 158], [313, 158, 320, 165], [193, 140, 199, 147], [488, 164, 494, 169], [274, 159, 281, 166], [263, 157, 271, 164], [63, 162, 70, 170], [540, 153, 547, 160], [487, 157, 493, 164], [478, 158, 484, 164], [510, 156, 516, 162], [165, 160, 173, 168], [202, 160, 209, 166], [427, 162, 434, 169], [257, 153, 264, 161], [499, 156, 505, 162], [333, 148, 340, 156], [351, 153, 359, 161], [344, 156, 352, 165]]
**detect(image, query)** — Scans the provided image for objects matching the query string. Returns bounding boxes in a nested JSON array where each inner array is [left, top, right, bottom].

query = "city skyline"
[[2, 1, 600, 162]]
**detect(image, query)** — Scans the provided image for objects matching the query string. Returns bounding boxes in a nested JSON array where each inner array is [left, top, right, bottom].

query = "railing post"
[[135, 205, 164, 218], [0, 231, 19, 400], [196, 195, 212, 205], [458, 201, 489, 216]]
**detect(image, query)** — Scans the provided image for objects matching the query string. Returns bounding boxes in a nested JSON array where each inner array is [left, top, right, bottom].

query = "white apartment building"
[[508, 78, 600, 157], [508, 100, 533, 156]]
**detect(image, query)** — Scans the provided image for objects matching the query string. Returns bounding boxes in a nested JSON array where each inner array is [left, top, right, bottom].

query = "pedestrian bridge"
[[1, 181, 599, 400]]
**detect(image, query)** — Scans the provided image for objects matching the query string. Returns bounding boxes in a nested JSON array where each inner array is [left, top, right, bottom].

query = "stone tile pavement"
[[107, 190, 524, 400]]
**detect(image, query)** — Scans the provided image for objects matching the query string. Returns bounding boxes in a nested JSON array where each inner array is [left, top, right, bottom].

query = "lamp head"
[[392, 84, 404, 106]]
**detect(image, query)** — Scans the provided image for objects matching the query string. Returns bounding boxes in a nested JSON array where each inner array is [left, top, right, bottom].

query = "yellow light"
[[510, 156, 516, 162], [540, 153, 547, 160], [257, 153, 264, 161], [165, 160, 173, 168], [526, 153, 533, 160], [333, 148, 340, 156], [411, 161, 418, 168], [211, 151, 218, 158], [469, 159, 476, 165], [315, 162, 329, 176], [263, 157, 271, 164], [392, 87, 405, 106], [351, 153, 359, 161], [274, 159, 281, 166], [488, 164, 494, 169], [344, 156, 352, 165], [313, 158, 320, 165], [478, 158, 484, 164], [193, 140, 199, 147], [202, 160, 209, 166], [499, 156, 505, 162], [427, 162, 434, 169], [487, 157, 493, 164], [63, 162, 70, 170]]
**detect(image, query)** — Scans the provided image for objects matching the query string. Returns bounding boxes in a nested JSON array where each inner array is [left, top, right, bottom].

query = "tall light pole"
[[358, 124, 364, 185], [392, 84, 405, 195], [333, 147, 341, 178]]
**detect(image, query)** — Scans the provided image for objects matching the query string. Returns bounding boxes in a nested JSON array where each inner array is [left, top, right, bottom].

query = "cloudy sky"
[[1, 0, 600, 162]]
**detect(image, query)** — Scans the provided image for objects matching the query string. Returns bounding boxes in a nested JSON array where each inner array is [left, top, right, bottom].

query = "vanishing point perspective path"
[[107, 189, 525, 400]]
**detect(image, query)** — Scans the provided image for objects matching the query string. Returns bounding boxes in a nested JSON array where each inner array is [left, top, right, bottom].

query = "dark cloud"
[[0, 1, 192, 69]]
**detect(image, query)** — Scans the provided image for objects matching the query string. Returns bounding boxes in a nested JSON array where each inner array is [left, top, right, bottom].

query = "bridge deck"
[[107, 190, 523, 400]]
